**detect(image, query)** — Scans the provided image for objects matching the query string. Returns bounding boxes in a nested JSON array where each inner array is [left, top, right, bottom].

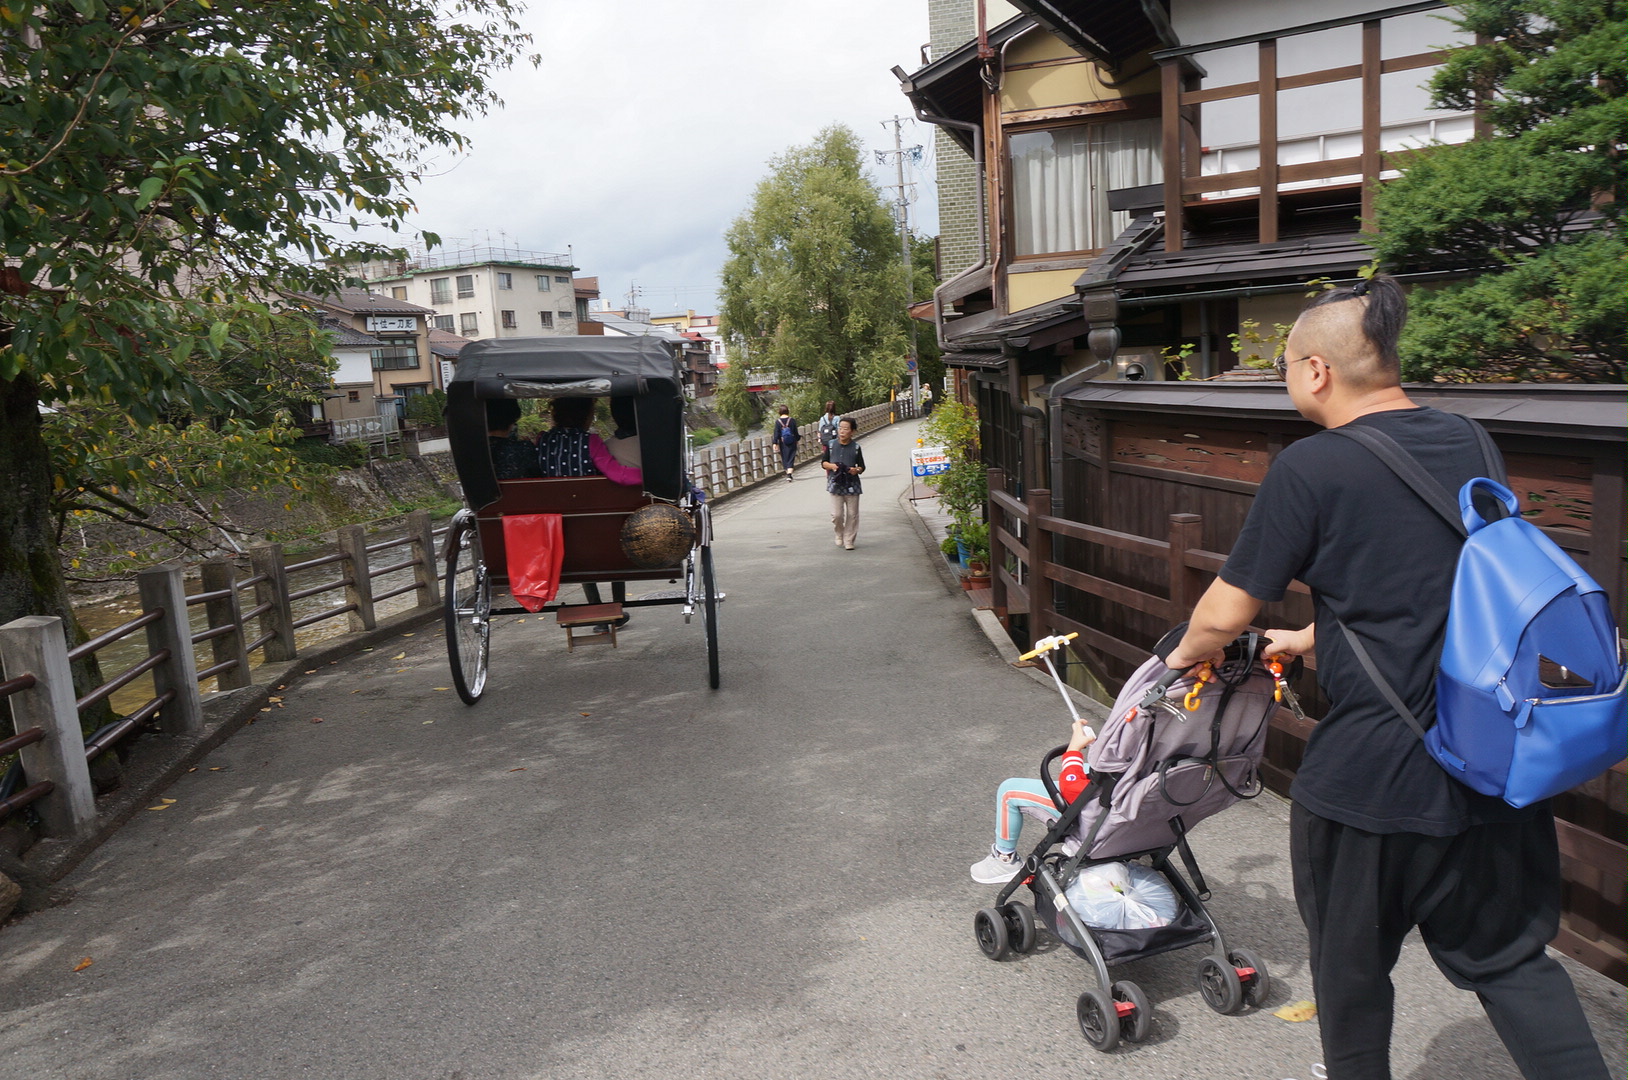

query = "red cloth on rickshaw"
[[502, 514, 564, 611]]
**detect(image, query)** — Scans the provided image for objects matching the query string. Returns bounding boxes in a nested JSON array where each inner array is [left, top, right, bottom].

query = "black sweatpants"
[[1290, 803, 1608, 1080]]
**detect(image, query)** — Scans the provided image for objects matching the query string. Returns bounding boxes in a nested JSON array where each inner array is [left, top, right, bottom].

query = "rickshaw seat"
[[476, 477, 666, 585]]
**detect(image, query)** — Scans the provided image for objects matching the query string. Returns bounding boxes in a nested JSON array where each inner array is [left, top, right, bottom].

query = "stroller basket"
[[1036, 881, 1211, 965]]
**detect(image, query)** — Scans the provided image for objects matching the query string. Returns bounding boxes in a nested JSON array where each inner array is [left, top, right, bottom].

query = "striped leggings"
[[994, 777, 1061, 855]]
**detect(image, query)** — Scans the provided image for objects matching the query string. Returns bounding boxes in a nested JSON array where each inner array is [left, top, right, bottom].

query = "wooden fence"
[[982, 380, 1628, 984]]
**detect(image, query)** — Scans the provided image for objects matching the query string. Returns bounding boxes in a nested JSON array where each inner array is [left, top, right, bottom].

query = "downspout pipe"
[[1043, 356, 1112, 519], [895, 81, 987, 354]]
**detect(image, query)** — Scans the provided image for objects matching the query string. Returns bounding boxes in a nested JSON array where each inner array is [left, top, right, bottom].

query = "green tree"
[[0, 1, 532, 640], [719, 125, 910, 418], [1369, 0, 1625, 382]]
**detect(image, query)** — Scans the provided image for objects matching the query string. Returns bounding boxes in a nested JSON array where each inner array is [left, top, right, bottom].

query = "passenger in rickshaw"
[[603, 396, 641, 471], [534, 395, 639, 630], [487, 398, 542, 480], [535, 396, 642, 486]]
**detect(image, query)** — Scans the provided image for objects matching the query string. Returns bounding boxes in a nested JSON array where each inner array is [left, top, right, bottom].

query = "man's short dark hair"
[[1302, 273, 1408, 373]]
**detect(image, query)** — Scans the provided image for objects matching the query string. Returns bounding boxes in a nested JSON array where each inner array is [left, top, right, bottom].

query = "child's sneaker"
[[969, 845, 1022, 884]]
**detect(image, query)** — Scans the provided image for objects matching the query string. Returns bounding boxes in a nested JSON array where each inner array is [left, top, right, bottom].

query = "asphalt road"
[[1, 419, 1622, 1080]]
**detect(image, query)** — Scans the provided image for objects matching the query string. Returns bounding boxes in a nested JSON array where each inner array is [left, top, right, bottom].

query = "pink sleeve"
[[589, 435, 643, 487]]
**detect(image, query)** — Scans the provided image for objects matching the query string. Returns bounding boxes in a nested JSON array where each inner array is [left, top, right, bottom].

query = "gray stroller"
[[973, 628, 1290, 1051]]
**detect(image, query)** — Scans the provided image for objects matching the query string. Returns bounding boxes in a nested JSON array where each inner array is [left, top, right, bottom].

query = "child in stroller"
[[971, 629, 1287, 1051], [970, 654, 1096, 884]]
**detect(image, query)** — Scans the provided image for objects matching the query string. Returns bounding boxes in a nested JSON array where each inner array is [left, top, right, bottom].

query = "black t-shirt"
[[1221, 407, 1531, 835]]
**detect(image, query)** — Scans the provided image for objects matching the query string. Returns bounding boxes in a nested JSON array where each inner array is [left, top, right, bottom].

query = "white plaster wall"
[[332, 345, 374, 385], [1169, 1, 1471, 148]]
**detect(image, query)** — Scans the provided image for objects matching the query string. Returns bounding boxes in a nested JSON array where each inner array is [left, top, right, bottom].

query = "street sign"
[[906, 359, 917, 372], [911, 445, 950, 477]]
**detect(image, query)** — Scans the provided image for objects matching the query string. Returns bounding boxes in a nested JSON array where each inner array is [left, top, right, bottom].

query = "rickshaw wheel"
[[700, 544, 719, 689], [443, 511, 490, 705]]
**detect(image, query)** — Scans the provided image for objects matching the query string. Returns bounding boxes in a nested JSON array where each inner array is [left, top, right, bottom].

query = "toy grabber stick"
[[1019, 632, 1083, 724]]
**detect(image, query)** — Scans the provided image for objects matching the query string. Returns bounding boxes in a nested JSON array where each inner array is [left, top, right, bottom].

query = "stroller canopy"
[[447, 337, 687, 509]]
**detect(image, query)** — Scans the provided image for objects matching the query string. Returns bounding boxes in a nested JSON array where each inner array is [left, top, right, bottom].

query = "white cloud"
[[388, 0, 939, 315]]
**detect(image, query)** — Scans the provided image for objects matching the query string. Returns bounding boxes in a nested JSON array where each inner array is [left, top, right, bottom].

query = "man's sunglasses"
[[1272, 352, 1313, 380]]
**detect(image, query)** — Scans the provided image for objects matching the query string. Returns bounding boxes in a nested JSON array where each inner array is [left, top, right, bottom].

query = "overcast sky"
[[387, 0, 940, 316]]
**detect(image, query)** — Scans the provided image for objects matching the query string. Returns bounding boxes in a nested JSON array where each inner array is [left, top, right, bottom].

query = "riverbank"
[[65, 453, 462, 605]]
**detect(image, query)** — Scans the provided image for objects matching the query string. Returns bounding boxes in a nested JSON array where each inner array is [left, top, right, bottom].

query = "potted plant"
[[959, 518, 991, 588]]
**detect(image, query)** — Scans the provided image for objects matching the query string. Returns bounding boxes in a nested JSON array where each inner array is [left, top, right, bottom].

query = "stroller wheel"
[[1197, 955, 1244, 1015], [999, 902, 1036, 954], [1111, 980, 1151, 1043], [1229, 947, 1271, 1008], [1076, 988, 1121, 1052], [973, 907, 1011, 961]]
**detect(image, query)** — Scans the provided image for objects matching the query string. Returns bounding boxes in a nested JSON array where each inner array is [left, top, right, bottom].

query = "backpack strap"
[[1335, 621, 1432, 743], [1324, 416, 1505, 745], [1327, 424, 1465, 537]]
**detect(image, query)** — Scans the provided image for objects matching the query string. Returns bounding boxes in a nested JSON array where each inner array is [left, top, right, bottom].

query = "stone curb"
[[895, 487, 1107, 722]]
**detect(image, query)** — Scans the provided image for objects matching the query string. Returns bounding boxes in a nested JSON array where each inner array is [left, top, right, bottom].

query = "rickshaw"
[[441, 336, 720, 704]]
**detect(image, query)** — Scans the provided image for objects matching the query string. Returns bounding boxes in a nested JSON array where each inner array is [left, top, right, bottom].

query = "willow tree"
[[0, 1, 534, 642], [1370, 0, 1625, 381], [719, 125, 909, 418]]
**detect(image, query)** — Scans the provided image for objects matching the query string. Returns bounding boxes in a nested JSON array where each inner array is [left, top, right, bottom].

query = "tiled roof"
[[289, 287, 435, 316]]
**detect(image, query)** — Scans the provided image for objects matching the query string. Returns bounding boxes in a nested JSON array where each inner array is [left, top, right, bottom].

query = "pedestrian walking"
[[1163, 275, 1609, 1080], [774, 405, 800, 482], [817, 401, 841, 450], [821, 416, 865, 550], [919, 382, 934, 417]]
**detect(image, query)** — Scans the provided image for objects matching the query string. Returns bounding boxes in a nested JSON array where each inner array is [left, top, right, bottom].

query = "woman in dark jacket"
[[774, 405, 800, 482]]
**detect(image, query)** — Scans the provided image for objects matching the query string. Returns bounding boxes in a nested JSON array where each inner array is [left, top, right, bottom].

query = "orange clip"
[[1183, 663, 1211, 711]]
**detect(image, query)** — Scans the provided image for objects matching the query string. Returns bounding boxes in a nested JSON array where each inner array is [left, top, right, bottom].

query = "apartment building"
[[360, 245, 585, 341]]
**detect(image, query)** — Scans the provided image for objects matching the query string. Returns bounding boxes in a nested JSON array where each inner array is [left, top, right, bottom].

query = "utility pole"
[[878, 117, 923, 408]]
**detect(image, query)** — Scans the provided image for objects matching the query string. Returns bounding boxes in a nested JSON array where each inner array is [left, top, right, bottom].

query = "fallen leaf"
[[187, 767, 196, 773], [259, 708, 272, 713], [432, 687, 450, 691], [580, 712, 591, 717], [422, 720, 434, 725], [1275, 1001, 1317, 1023], [304, 669, 316, 674], [402, 633, 414, 637], [209, 767, 223, 772], [310, 718, 324, 724], [146, 804, 171, 811], [72, 958, 92, 973], [508, 767, 527, 772], [268, 696, 282, 703], [350, 689, 362, 694], [161, 798, 175, 804], [391, 653, 406, 660]]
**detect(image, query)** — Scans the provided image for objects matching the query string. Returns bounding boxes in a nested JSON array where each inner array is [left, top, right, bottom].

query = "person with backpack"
[[817, 401, 841, 450], [773, 404, 799, 481], [1163, 275, 1609, 1080]]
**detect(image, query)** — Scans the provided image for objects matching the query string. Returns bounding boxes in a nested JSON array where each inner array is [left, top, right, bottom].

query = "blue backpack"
[[1332, 421, 1626, 807]]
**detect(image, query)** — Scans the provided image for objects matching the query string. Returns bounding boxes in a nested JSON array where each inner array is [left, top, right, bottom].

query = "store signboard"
[[366, 316, 417, 333], [911, 446, 950, 477]]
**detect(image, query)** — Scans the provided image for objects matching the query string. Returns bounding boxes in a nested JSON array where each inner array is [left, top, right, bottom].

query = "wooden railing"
[[688, 398, 914, 499], [0, 510, 445, 839]]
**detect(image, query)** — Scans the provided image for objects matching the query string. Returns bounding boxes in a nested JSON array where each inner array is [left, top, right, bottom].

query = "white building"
[[359, 245, 586, 341]]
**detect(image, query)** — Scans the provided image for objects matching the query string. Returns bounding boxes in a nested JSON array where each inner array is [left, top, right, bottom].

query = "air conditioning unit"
[[1115, 353, 1165, 382]]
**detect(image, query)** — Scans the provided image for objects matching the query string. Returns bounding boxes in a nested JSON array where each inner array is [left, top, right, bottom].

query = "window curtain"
[[1010, 119, 1162, 256]]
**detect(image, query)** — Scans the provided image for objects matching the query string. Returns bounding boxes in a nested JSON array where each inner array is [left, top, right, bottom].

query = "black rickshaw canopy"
[[447, 336, 687, 510]]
